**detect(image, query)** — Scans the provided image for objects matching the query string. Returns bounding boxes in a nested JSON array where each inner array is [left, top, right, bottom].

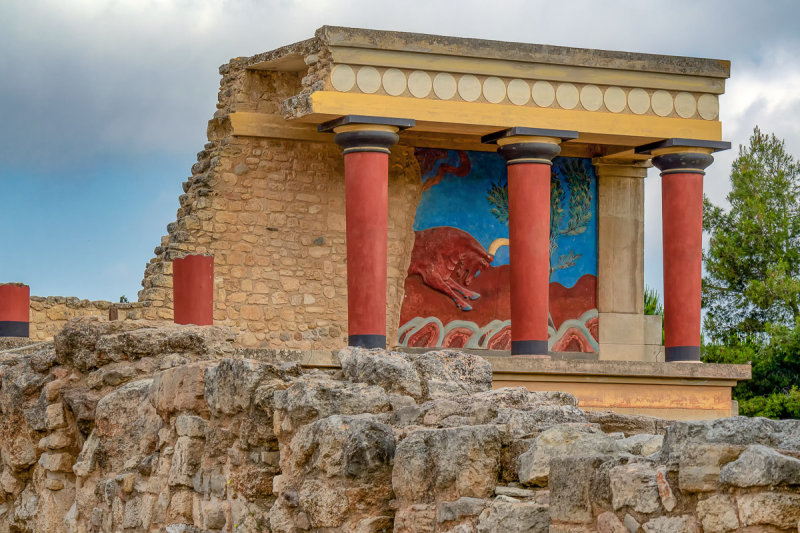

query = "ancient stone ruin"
[[1, 319, 799, 532]]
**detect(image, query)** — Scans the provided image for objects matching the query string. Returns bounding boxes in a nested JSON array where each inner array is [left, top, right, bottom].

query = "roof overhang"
[[234, 26, 730, 159]]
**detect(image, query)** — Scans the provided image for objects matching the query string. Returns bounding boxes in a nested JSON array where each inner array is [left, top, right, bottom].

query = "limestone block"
[[338, 347, 423, 400], [737, 492, 800, 528], [94, 379, 163, 472], [598, 342, 659, 362], [150, 363, 208, 416], [38, 452, 73, 473], [174, 414, 207, 438], [677, 443, 742, 492], [549, 455, 610, 523], [38, 430, 73, 451], [598, 313, 648, 345], [596, 512, 628, 533], [44, 403, 67, 430], [696, 494, 739, 533], [5, 434, 38, 470], [518, 423, 620, 486], [609, 462, 661, 514], [204, 358, 283, 416], [436, 497, 487, 524], [475, 497, 549, 533], [719, 444, 800, 487], [393, 425, 501, 503], [618, 433, 663, 456], [168, 437, 204, 487], [642, 515, 700, 533]]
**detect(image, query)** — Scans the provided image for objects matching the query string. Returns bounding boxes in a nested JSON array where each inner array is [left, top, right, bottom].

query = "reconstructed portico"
[[222, 26, 747, 418], [11, 26, 750, 419]]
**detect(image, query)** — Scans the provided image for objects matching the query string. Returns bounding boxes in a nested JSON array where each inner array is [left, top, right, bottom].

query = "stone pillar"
[[0, 283, 30, 337], [593, 160, 662, 361], [173, 254, 214, 326], [319, 115, 415, 349], [483, 127, 578, 357], [641, 139, 729, 362]]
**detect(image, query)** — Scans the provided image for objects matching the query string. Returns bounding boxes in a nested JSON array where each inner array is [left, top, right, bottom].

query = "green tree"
[[703, 126, 800, 344], [702, 127, 800, 419]]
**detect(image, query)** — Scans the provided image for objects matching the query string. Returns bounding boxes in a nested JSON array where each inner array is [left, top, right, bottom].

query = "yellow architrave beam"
[[304, 91, 723, 143]]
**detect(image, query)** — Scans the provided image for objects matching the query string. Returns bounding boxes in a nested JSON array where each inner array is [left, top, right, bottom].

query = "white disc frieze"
[[651, 90, 674, 117], [604, 86, 627, 113], [382, 68, 407, 96], [433, 72, 457, 100], [331, 64, 355, 92], [697, 94, 719, 120], [483, 76, 506, 104], [458, 74, 482, 102], [556, 83, 579, 110], [628, 88, 650, 115], [531, 81, 555, 107], [580, 85, 603, 111], [507, 79, 530, 106], [674, 92, 697, 118], [356, 66, 381, 94], [408, 70, 432, 98]]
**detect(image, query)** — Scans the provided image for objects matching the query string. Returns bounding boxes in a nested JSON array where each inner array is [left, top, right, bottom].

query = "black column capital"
[[482, 127, 578, 166], [319, 115, 415, 155], [636, 138, 730, 176], [651, 151, 714, 175]]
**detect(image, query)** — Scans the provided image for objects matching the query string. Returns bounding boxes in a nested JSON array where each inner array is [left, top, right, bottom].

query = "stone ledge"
[[485, 356, 751, 383]]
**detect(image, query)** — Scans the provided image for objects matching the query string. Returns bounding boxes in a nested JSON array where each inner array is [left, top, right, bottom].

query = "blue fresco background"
[[413, 150, 598, 289]]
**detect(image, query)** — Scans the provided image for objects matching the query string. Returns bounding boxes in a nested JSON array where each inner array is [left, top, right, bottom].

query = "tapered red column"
[[0, 283, 30, 337], [173, 254, 214, 326], [641, 139, 729, 362], [320, 115, 414, 349], [484, 127, 578, 356]]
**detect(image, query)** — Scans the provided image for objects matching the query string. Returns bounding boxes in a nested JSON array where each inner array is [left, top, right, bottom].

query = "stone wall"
[[27, 297, 162, 341], [138, 57, 422, 350], [0, 318, 798, 532]]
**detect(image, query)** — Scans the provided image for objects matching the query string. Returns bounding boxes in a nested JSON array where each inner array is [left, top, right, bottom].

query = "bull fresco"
[[397, 148, 599, 352]]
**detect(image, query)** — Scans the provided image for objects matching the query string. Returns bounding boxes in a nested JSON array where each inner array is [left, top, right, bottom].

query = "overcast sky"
[[2, 0, 800, 302]]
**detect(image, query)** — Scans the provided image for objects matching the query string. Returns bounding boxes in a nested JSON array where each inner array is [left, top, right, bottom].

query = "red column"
[[662, 172, 703, 359], [484, 127, 577, 356], [344, 150, 389, 348], [651, 148, 715, 362], [320, 116, 414, 349], [507, 161, 552, 355], [0, 283, 30, 337], [173, 254, 214, 326]]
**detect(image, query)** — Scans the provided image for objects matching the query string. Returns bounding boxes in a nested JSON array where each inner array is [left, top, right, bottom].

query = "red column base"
[[173, 255, 214, 326], [0, 283, 30, 337]]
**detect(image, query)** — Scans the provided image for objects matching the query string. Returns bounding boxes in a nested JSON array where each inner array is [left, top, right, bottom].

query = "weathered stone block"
[[641, 515, 700, 533], [719, 444, 800, 487], [475, 497, 549, 532], [737, 492, 800, 529], [550, 455, 610, 524], [174, 414, 207, 438], [596, 511, 628, 533], [38, 452, 73, 473], [150, 363, 208, 415], [518, 423, 620, 486], [393, 425, 501, 503], [696, 494, 739, 533], [609, 462, 660, 514], [168, 437, 204, 487], [677, 443, 742, 492]]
